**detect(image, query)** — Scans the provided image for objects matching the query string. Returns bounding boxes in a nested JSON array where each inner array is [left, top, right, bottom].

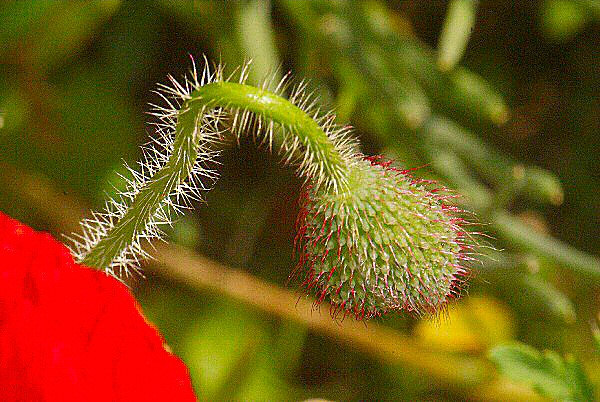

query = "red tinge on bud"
[[293, 156, 474, 320]]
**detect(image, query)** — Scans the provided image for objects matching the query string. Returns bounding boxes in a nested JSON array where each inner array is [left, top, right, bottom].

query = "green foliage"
[[489, 343, 595, 401], [437, 0, 477, 71], [1, 0, 599, 400], [593, 320, 600, 354], [541, 0, 590, 42]]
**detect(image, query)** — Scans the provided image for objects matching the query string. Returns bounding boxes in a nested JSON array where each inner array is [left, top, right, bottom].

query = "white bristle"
[[68, 57, 360, 277]]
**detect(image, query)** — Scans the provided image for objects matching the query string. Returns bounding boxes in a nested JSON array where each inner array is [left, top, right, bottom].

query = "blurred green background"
[[1, 0, 599, 400]]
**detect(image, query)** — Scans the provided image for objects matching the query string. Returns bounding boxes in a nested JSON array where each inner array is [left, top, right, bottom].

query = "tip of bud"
[[293, 156, 473, 320]]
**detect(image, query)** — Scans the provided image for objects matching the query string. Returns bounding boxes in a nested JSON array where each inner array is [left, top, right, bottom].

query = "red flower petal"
[[0, 212, 196, 401]]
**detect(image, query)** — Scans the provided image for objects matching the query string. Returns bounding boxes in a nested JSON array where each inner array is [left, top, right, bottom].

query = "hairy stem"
[[82, 81, 350, 270], [187, 82, 349, 185]]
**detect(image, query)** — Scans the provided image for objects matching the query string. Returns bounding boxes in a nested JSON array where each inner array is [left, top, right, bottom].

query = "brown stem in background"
[[0, 162, 540, 401]]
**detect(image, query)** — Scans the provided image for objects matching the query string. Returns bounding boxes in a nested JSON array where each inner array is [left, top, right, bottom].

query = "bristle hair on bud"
[[68, 56, 475, 319], [294, 156, 474, 319]]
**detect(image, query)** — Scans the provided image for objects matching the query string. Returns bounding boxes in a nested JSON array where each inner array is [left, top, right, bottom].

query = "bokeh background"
[[1, 1, 599, 400]]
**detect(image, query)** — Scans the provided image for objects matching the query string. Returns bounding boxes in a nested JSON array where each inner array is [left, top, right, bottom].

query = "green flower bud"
[[294, 156, 471, 319]]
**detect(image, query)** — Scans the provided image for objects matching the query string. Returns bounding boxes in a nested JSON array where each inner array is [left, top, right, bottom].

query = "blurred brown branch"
[[0, 162, 540, 401]]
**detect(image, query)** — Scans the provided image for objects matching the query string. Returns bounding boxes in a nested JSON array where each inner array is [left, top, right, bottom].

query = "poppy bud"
[[295, 156, 471, 319]]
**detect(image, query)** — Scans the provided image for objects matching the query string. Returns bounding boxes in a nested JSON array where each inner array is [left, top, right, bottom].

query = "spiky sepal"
[[294, 156, 471, 319]]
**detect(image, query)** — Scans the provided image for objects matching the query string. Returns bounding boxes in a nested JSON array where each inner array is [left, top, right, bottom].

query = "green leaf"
[[235, 0, 281, 85], [0, 0, 121, 73], [437, 0, 478, 71], [181, 303, 266, 400], [592, 320, 600, 354], [489, 343, 595, 401], [541, 0, 588, 42], [491, 211, 600, 278], [518, 274, 576, 324]]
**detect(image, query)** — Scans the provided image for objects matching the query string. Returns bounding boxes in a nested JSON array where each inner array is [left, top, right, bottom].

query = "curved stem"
[[186, 82, 349, 186], [82, 81, 350, 270]]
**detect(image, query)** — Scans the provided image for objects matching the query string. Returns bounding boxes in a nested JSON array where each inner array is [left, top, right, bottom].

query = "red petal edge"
[[0, 212, 196, 402]]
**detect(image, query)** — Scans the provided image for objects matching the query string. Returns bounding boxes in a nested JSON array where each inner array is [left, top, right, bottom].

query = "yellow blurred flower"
[[414, 296, 515, 353]]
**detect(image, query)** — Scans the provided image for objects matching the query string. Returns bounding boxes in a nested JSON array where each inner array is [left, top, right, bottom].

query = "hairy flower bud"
[[69, 58, 473, 321], [294, 156, 471, 319]]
